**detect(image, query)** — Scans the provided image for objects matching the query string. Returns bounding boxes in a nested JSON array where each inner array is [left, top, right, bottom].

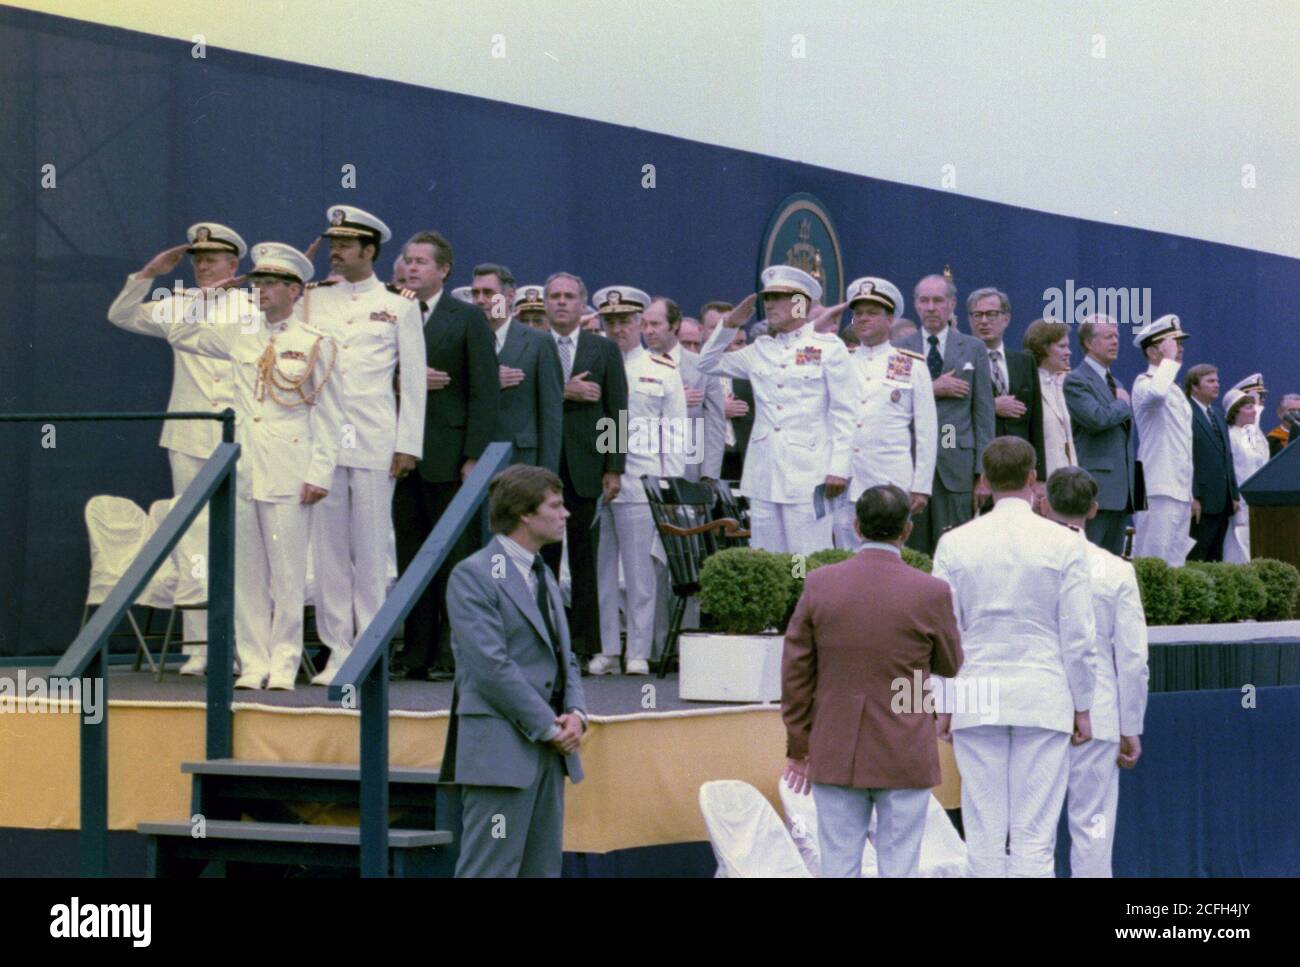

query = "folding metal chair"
[[641, 475, 750, 678]]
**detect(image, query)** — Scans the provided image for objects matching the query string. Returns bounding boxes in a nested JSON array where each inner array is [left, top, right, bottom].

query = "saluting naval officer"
[[302, 205, 427, 683], [834, 276, 937, 550], [166, 243, 344, 689], [696, 266, 859, 554], [108, 222, 255, 676], [1130, 314, 1194, 567], [588, 287, 687, 676]]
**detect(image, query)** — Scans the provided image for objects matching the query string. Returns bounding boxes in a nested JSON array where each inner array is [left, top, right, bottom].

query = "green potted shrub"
[[1132, 557, 1181, 627], [1172, 567, 1214, 625], [1247, 559, 1300, 620], [685, 549, 800, 702], [1186, 562, 1243, 623]]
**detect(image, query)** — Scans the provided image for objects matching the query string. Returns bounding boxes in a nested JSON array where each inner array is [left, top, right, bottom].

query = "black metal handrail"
[[328, 441, 513, 877], [2, 409, 237, 876]]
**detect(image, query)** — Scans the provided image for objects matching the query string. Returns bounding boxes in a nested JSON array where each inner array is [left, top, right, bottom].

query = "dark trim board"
[[0, 828, 716, 878]]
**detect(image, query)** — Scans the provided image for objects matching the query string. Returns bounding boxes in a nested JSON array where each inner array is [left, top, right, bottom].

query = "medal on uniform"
[[885, 352, 913, 386]]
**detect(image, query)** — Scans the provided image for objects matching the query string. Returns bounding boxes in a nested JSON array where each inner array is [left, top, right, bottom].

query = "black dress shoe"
[[389, 665, 430, 681]]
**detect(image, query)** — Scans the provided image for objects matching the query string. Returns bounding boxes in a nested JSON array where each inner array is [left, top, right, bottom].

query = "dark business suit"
[[1063, 359, 1135, 556], [1188, 400, 1240, 562], [991, 347, 1047, 479], [900, 326, 996, 555], [394, 290, 500, 673], [539, 329, 628, 657], [721, 377, 755, 481], [492, 321, 563, 472]]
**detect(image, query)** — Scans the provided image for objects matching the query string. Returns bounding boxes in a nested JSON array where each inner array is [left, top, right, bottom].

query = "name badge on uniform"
[[884, 352, 913, 387], [370, 309, 398, 323], [795, 346, 822, 366], [636, 375, 664, 396]]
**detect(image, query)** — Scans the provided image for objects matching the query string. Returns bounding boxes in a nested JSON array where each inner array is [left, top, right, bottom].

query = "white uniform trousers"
[[596, 502, 666, 663], [748, 498, 834, 555], [234, 497, 311, 678], [311, 466, 395, 655], [1065, 738, 1121, 878], [1132, 495, 1193, 566], [812, 783, 931, 878], [168, 450, 209, 655], [831, 500, 865, 551], [953, 725, 1071, 877]]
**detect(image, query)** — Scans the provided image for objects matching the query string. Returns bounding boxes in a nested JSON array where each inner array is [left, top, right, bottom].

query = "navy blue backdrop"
[[2, 7, 1298, 655]]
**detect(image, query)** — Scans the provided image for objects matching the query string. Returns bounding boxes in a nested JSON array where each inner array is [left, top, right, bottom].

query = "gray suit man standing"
[[442, 465, 588, 877], [900, 274, 996, 554], [471, 267, 564, 471], [644, 296, 726, 481], [1063, 316, 1136, 556]]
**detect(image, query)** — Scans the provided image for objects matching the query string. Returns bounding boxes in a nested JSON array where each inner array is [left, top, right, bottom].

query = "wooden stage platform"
[[2, 664, 961, 855]]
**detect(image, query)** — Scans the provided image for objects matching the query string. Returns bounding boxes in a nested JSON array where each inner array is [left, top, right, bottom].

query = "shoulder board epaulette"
[[810, 329, 840, 341], [305, 280, 337, 289], [897, 348, 925, 361], [651, 354, 676, 369], [385, 283, 417, 300], [301, 323, 329, 339]]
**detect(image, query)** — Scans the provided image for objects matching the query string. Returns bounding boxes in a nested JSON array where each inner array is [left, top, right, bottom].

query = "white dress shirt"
[[494, 318, 512, 355]]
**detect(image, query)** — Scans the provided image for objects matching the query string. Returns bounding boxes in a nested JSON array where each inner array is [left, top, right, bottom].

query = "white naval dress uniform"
[[166, 309, 343, 682], [108, 274, 249, 654], [1224, 423, 1270, 563], [833, 340, 936, 549], [696, 321, 859, 554], [302, 274, 426, 658], [932, 498, 1096, 877], [1132, 358, 1194, 566], [1063, 535, 1149, 877], [596, 347, 686, 664]]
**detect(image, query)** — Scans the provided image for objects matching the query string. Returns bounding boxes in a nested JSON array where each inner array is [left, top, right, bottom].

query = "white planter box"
[[678, 632, 782, 703], [1147, 619, 1300, 644]]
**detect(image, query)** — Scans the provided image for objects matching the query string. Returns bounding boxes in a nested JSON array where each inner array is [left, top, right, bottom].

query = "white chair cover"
[[777, 773, 966, 877], [699, 780, 811, 878], [84, 496, 150, 607], [144, 499, 183, 609]]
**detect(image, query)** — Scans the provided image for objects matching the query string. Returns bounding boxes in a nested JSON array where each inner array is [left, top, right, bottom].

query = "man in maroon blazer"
[[782, 484, 963, 877]]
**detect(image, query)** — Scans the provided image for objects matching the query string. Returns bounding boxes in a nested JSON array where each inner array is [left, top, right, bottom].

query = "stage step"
[[184, 758, 445, 811], [139, 820, 451, 877]]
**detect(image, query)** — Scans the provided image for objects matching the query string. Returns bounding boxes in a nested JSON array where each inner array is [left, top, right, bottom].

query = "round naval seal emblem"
[[758, 192, 845, 314], [891, 389, 902, 403]]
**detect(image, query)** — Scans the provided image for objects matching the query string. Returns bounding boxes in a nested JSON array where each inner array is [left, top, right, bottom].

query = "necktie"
[[1106, 370, 1118, 398], [531, 555, 559, 654], [721, 376, 736, 447], [989, 350, 1008, 396], [532, 555, 564, 714], [926, 335, 942, 380], [558, 335, 574, 381], [420, 301, 429, 320]]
